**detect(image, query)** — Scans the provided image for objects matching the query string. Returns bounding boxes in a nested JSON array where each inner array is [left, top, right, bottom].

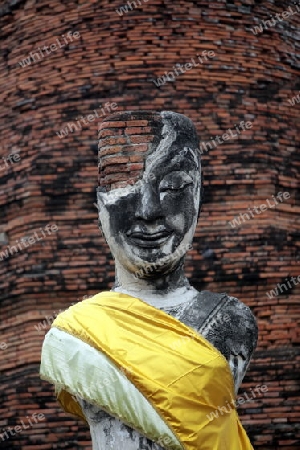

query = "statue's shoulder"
[[193, 292, 258, 391], [190, 290, 258, 357], [52, 293, 101, 327], [218, 293, 257, 328], [181, 290, 229, 330], [192, 290, 257, 332]]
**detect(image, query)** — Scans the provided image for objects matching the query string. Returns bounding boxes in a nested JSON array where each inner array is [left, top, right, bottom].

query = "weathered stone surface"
[[0, 0, 299, 449]]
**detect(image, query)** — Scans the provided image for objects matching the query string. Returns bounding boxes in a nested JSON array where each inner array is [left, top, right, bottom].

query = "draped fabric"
[[40, 291, 253, 450]]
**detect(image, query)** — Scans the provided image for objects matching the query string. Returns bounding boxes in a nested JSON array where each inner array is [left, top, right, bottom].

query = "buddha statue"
[[40, 110, 257, 450]]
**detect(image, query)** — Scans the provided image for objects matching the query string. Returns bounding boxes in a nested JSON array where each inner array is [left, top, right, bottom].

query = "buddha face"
[[97, 118, 201, 278]]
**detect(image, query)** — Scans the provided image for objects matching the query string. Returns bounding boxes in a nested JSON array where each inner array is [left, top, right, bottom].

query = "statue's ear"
[[95, 188, 106, 235], [96, 188, 106, 211], [197, 182, 204, 220]]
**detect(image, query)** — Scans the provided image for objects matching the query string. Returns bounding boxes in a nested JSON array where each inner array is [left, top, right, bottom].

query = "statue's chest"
[[160, 293, 230, 350], [80, 294, 234, 450]]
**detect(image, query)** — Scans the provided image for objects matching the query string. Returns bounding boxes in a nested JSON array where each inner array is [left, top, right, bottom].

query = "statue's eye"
[[159, 172, 193, 192]]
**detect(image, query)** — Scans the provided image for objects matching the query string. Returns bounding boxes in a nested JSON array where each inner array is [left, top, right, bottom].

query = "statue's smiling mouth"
[[127, 229, 172, 248]]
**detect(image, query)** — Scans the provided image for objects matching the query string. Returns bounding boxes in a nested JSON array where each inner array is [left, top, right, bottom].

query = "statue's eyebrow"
[[144, 147, 199, 181], [161, 170, 194, 178], [181, 147, 200, 168]]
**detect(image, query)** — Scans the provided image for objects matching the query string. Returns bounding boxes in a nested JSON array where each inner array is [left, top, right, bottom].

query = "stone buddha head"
[[97, 111, 202, 283]]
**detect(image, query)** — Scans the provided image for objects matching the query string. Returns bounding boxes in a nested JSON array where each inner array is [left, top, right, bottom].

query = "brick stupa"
[[0, 1, 299, 449]]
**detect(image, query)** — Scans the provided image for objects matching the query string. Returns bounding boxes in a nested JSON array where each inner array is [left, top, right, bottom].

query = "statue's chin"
[[134, 268, 169, 280], [130, 258, 183, 280], [114, 240, 188, 279]]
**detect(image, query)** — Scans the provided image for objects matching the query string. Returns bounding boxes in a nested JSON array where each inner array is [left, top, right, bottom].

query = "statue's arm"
[[224, 297, 258, 393], [201, 295, 258, 394]]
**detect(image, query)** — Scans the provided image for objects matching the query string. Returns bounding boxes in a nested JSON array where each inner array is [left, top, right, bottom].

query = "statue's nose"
[[135, 184, 163, 221]]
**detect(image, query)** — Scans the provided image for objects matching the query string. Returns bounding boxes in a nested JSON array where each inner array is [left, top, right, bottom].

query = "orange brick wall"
[[0, 0, 299, 449]]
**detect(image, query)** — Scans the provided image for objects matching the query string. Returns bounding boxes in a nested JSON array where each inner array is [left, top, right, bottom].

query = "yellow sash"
[[49, 292, 253, 449]]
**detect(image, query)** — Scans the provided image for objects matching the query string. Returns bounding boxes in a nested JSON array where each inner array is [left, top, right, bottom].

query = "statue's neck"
[[112, 262, 198, 308]]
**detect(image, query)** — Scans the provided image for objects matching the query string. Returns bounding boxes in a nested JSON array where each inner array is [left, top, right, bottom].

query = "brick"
[[129, 163, 144, 171], [126, 120, 149, 126], [99, 137, 128, 147], [101, 156, 130, 167], [130, 135, 154, 144], [125, 127, 152, 134], [99, 145, 124, 156], [103, 164, 131, 174], [99, 121, 126, 130]]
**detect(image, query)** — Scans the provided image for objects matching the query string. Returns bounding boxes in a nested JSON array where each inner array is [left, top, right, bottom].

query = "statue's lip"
[[127, 229, 170, 240], [126, 230, 172, 247]]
